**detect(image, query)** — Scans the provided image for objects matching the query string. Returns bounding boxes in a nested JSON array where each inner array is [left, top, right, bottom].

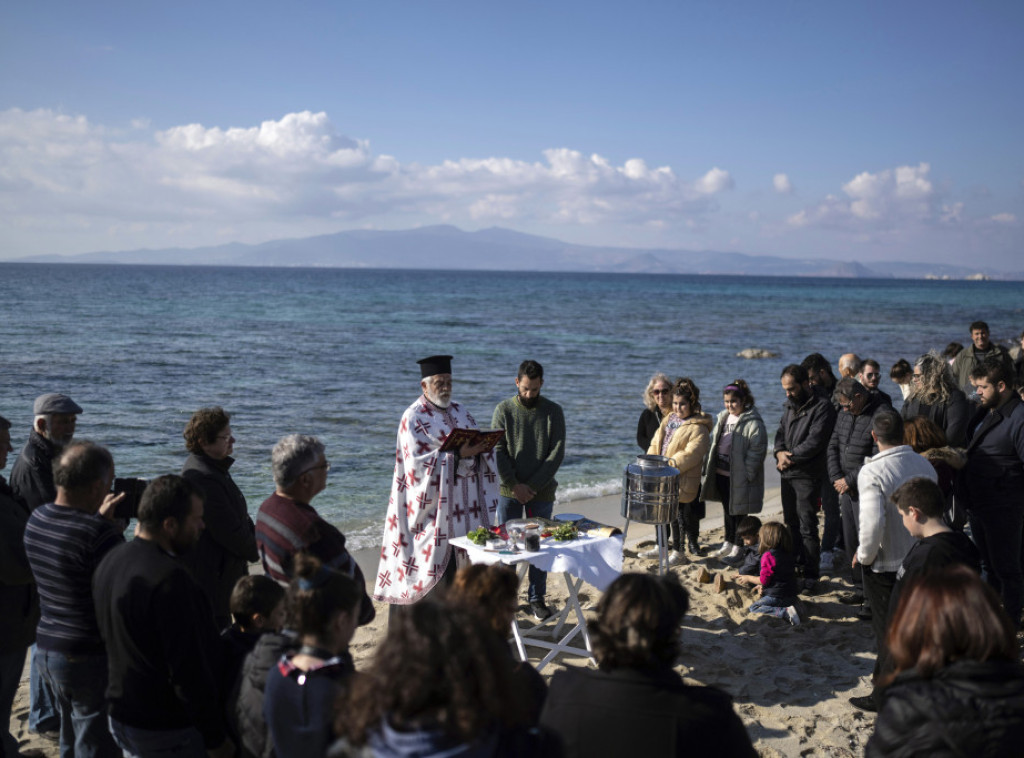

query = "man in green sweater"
[[492, 360, 566, 620]]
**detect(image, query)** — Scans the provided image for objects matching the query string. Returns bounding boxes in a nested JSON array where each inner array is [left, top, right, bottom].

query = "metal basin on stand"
[[622, 454, 679, 574]]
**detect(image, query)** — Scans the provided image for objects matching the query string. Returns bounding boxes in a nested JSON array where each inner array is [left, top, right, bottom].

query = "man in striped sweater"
[[23, 441, 126, 758], [255, 434, 375, 626]]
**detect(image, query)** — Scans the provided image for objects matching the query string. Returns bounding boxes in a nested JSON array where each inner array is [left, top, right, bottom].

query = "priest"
[[373, 355, 498, 612]]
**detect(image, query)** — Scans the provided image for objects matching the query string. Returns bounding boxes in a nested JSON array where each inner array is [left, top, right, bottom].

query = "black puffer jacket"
[[901, 389, 970, 448], [867, 659, 1024, 757], [232, 629, 299, 758], [773, 392, 837, 479], [826, 395, 887, 497]]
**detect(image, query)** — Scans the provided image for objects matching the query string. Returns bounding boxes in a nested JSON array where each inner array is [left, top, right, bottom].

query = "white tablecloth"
[[449, 533, 623, 591]]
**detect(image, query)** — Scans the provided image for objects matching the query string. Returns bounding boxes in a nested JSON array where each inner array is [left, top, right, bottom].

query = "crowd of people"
[[2, 321, 1024, 756]]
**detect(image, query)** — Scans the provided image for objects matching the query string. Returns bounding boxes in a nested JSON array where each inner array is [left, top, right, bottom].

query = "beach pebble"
[[736, 348, 780, 359]]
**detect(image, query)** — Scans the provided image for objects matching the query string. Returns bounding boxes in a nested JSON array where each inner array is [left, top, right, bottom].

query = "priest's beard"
[[425, 388, 451, 408]]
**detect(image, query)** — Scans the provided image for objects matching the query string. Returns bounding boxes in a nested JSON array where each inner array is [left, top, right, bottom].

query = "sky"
[[1, 1, 1022, 268]]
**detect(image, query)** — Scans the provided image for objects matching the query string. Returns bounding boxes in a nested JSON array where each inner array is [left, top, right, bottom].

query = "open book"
[[437, 428, 505, 454]]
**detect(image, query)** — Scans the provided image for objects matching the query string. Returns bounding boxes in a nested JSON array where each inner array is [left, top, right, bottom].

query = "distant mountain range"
[[15, 225, 1022, 280]]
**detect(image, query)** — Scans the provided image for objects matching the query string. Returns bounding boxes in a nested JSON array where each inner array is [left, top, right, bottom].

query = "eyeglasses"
[[911, 373, 923, 382], [652, 388, 670, 395], [215, 434, 233, 442], [864, 373, 880, 379], [301, 461, 331, 476]]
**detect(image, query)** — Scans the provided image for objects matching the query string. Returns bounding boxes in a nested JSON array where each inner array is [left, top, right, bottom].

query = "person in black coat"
[[867, 565, 1024, 757], [773, 364, 837, 587], [540, 572, 756, 757], [900, 352, 970, 448], [0, 415, 40, 758], [636, 373, 673, 452], [959, 359, 1024, 627], [181, 407, 259, 628]]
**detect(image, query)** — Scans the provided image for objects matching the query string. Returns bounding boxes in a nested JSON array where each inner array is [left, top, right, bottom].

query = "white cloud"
[[773, 173, 793, 194], [695, 167, 733, 195], [0, 108, 734, 255], [990, 213, 1017, 224], [786, 163, 937, 230]]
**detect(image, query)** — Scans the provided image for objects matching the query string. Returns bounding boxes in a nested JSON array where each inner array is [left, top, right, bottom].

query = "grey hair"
[[0, 414, 10, 431], [271, 434, 325, 489], [642, 373, 673, 411]]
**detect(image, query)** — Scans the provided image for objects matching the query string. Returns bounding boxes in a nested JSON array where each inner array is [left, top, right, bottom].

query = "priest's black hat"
[[418, 355, 453, 377]]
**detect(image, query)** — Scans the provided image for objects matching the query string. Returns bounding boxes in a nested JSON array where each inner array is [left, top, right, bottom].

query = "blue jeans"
[[29, 643, 60, 733], [38, 649, 119, 758], [749, 594, 793, 619], [496, 497, 552, 602], [0, 647, 28, 758], [108, 718, 205, 758]]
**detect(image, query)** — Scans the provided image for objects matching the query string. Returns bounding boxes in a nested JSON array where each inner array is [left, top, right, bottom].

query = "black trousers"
[[781, 476, 821, 581], [862, 568, 896, 681], [840, 493, 864, 592]]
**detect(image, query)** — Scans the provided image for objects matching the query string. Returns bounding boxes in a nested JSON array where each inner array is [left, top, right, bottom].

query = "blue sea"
[[2, 263, 1022, 550]]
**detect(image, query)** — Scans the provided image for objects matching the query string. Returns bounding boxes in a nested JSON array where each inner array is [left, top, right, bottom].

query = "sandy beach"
[[10, 481, 880, 757]]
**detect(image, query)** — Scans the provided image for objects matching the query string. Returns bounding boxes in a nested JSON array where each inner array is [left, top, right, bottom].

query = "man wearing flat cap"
[[10, 393, 82, 738], [11, 393, 82, 512], [373, 355, 499, 610]]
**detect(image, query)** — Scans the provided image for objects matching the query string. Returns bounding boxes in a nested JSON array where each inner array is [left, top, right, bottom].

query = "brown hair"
[[758, 521, 793, 555], [183, 406, 230, 454], [883, 564, 1016, 686], [287, 552, 362, 637], [723, 379, 755, 410], [230, 575, 285, 627], [903, 416, 948, 453], [892, 477, 946, 520], [334, 601, 528, 745], [673, 377, 701, 414], [590, 572, 689, 670], [448, 564, 519, 635]]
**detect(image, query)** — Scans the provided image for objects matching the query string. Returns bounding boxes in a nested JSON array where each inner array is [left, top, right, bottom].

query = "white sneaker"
[[785, 605, 801, 626], [639, 546, 661, 558], [711, 541, 735, 558], [724, 544, 742, 559], [818, 550, 834, 573], [667, 550, 686, 566]]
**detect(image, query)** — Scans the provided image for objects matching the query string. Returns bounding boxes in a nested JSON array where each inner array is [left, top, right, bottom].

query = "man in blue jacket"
[[961, 357, 1024, 628]]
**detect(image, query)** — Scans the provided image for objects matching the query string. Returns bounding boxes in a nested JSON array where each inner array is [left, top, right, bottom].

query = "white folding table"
[[449, 533, 623, 671]]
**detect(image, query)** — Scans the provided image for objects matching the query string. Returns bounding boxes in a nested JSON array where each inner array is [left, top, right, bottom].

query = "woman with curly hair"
[[867, 565, 1024, 757], [636, 372, 673, 452], [331, 601, 557, 757], [903, 416, 967, 530], [447, 564, 548, 723], [540, 573, 756, 757], [181, 406, 258, 628], [900, 352, 970, 447]]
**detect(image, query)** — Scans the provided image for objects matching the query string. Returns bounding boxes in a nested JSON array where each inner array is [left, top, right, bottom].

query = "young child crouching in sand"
[[722, 515, 762, 574], [735, 522, 801, 626]]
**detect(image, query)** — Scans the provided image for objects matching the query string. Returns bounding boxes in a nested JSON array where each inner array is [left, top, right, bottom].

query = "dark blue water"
[[2, 263, 1022, 549]]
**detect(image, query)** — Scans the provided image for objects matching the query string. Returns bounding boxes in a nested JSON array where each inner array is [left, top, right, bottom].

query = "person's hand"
[[98, 492, 127, 521], [207, 738, 235, 758], [512, 483, 535, 504], [851, 555, 859, 569], [775, 451, 792, 471], [755, 584, 764, 597], [833, 478, 849, 495], [459, 440, 489, 458]]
